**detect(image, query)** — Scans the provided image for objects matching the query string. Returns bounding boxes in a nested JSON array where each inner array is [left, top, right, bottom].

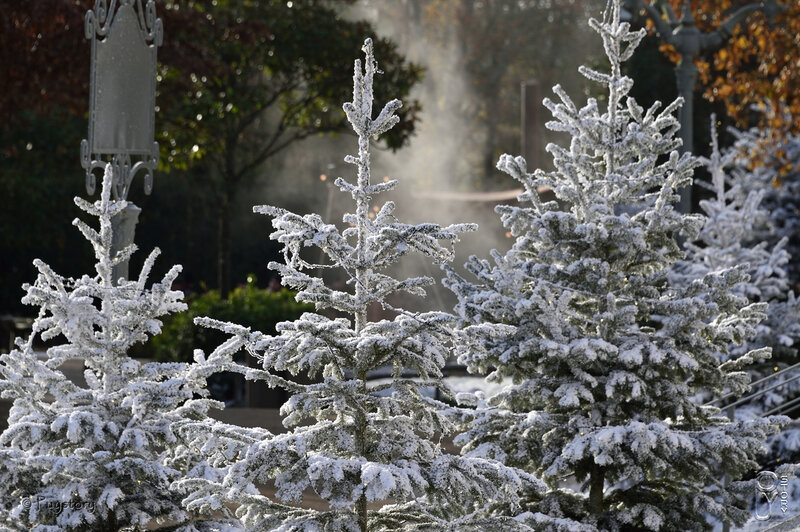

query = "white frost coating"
[[179, 38, 550, 531], [360, 462, 396, 502], [444, 2, 786, 530], [0, 165, 238, 531], [671, 116, 800, 475]]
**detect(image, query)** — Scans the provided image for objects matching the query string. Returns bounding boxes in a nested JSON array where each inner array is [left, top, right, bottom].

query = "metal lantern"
[[81, 0, 163, 200]]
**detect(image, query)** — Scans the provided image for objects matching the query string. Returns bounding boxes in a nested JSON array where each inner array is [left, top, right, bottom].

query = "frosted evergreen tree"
[[672, 118, 790, 310], [444, 3, 786, 530], [703, 119, 800, 483], [730, 120, 800, 291], [172, 39, 587, 532], [671, 117, 800, 410], [0, 167, 236, 531]]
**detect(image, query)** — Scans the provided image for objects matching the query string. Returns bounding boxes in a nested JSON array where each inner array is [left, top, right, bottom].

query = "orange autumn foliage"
[[652, 0, 800, 140]]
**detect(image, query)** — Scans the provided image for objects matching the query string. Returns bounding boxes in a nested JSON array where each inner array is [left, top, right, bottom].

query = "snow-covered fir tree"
[[0, 166, 234, 531], [671, 117, 800, 408], [172, 39, 589, 532], [444, 3, 787, 530], [693, 118, 800, 495]]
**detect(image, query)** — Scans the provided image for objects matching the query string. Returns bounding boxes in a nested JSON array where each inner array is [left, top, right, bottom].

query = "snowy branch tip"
[[343, 38, 403, 138]]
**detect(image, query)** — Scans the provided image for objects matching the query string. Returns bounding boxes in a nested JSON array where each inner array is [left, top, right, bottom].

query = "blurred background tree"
[[0, 0, 421, 316], [157, 0, 423, 298], [3, 0, 797, 320], [1, 1, 92, 316], [659, 0, 800, 136], [625, 0, 800, 157]]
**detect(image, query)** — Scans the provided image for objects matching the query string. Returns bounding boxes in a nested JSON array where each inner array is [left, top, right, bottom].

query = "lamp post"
[[521, 79, 543, 173], [81, 0, 162, 282], [625, 0, 786, 214]]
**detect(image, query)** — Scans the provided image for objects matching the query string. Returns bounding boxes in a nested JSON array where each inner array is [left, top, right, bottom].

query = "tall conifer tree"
[[0, 167, 231, 531], [445, 3, 785, 530], [174, 39, 582, 532]]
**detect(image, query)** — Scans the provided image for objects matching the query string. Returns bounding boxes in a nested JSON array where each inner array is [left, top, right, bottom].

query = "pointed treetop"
[[343, 38, 402, 141], [680, 2, 695, 25]]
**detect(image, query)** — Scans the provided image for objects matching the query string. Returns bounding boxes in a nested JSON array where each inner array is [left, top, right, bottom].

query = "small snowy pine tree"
[[172, 39, 585, 532], [0, 166, 234, 532], [671, 117, 800, 410], [699, 118, 800, 497], [444, 3, 786, 530]]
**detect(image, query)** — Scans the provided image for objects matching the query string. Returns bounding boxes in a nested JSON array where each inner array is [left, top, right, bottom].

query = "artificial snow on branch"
[[0, 165, 237, 531]]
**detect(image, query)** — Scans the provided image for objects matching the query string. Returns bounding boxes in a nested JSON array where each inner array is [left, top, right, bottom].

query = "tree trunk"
[[483, 120, 497, 182], [589, 463, 605, 515], [356, 389, 368, 532], [217, 195, 232, 299]]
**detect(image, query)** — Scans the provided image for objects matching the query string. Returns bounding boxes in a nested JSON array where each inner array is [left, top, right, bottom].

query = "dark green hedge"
[[137, 282, 312, 363]]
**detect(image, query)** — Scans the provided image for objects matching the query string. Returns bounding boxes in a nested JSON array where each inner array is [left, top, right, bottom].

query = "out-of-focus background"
[[1, 0, 798, 373]]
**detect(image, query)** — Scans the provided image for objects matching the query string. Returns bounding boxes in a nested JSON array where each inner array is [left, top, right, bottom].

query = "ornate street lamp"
[[81, 0, 163, 282], [625, 0, 786, 214]]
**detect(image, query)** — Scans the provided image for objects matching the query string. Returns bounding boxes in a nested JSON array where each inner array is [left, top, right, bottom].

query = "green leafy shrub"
[[137, 281, 312, 364]]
